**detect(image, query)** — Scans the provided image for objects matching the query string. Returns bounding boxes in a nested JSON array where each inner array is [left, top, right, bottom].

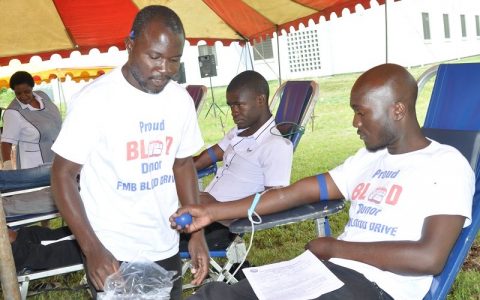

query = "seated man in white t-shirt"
[[180, 70, 293, 251]]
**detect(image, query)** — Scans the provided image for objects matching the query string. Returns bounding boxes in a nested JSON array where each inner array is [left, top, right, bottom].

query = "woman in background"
[[1, 71, 62, 170]]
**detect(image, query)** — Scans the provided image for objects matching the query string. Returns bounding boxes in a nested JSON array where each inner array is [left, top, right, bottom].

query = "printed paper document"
[[244, 250, 344, 300]]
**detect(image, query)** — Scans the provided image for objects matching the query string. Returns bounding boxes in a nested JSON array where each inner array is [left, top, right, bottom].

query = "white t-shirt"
[[205, 117, 293, 202], [2, 93, 46, 168], [329, 140, 474, 300], [52, 67, 203, 261]]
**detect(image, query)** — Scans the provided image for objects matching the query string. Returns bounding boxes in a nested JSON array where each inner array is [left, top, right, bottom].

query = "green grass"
[[2, 55, 480, 299]]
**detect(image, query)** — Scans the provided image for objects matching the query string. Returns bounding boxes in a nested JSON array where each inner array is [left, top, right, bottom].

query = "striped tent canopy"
[[0, 67, 114, 89], [0, 0, 391, 66]]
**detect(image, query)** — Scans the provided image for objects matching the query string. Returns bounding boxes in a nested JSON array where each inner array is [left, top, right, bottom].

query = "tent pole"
[[384, 0, 389, 63], [0, 198, 21, 300], [276, 26, 282, 86], [236, 43, 245, 74], [244, 43, 248, 70], [57, 77, 65, 116], [246, 42, 254, 70]]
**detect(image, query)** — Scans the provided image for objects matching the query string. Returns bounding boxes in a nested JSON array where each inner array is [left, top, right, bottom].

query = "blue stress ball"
[[175, 213, 193, 229]]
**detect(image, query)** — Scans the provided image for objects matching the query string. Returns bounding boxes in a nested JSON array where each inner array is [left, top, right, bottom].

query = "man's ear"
[[257, 94, 268, 106], [125, 38, 133, 54], [393, 101, 406, 121]]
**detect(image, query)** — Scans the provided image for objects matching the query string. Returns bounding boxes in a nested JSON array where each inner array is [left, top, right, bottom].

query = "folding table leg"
[[315, 217, 331, 237]]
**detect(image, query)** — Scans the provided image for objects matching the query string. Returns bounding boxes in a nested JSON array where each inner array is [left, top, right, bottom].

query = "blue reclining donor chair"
[[419, 63, 480, 300], [269, 81, 319, 150], [180, 80, 321, 288]]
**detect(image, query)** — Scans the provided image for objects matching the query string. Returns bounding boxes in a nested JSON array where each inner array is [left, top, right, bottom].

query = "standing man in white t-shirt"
[[51, 6, 208, 299], [173, 63, 475, 300]]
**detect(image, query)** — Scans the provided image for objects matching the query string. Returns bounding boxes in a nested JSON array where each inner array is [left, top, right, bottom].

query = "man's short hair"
[[227, 70, 269, 100], [9, 71, 34, 90], [129, 5, 185, 40]]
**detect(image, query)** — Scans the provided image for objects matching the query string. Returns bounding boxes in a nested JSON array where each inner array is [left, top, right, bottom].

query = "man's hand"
[[84, 244, 120, 291], [170, 205, 213, 233], [187, 230, 209, 285]]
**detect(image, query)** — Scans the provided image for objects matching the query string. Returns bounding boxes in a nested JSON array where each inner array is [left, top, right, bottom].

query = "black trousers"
[[180, 222, 236, 252], [188, 260, 394, 300], [11, 226, 82, 274], [85, 252, 182, 300]]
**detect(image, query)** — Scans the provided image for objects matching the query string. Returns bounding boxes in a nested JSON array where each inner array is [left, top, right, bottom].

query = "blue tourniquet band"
[[207, 148, 218, 164], [248, 193, 262, 217], [316, 174, 329, 200]]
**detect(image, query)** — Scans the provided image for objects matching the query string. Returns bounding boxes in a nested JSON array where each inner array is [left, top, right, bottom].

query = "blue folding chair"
[[418, 63, 480, 299], [269, 81, 319, 150], [421, 128, 480, 300], [180, 80, 320, 288]]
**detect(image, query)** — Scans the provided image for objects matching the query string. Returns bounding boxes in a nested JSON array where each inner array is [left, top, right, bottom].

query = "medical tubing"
[[269, 121, 305, 138], [247, 193, 262, 219], [226, 190, 267, 283]]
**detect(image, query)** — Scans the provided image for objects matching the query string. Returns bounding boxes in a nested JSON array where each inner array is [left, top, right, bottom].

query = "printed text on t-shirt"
[[116, 120, 175, 192], [351, 183, 402, 206]]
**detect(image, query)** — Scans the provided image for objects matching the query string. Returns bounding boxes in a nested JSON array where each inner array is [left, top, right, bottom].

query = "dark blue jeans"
[[0, 163, 51, 193]]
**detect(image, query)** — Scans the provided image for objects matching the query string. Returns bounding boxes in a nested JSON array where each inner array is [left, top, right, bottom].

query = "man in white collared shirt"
[[194, 70, 293, 203], [182, 70, 293, 252]]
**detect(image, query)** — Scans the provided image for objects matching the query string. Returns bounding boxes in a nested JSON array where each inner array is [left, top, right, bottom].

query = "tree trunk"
[[0, 198, 21, 300]]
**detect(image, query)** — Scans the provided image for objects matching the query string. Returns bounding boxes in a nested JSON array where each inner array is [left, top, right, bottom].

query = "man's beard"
[[130, 66, 170, 94], [365, 122, 396, 152]]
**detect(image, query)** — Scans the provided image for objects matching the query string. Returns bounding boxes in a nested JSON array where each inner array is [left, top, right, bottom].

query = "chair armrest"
[[197, 164, 217, 179], [229, 200, 345, 234]]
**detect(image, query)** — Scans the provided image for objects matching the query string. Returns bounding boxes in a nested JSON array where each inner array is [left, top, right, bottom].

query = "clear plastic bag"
[[97, 258, 177, 299]]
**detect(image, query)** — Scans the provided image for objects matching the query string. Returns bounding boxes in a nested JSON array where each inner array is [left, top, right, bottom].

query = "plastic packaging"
[[97, 258, 177, 299]]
